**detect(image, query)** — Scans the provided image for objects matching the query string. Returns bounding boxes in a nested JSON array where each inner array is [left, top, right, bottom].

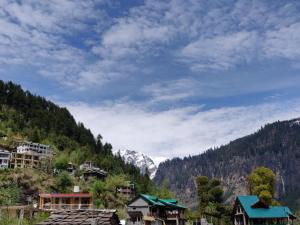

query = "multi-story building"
[[116, 181, 136, 200], [127, 194, 186, 225], [17, 141, 52, 158], [10, 152, 40, 169], [0, 149, 10, 169], [80, 161, 108, 181]]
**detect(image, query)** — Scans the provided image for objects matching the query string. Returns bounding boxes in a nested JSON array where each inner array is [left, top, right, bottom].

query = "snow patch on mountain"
[[291, 119, 300, 126], [115, 149, 158, 179]]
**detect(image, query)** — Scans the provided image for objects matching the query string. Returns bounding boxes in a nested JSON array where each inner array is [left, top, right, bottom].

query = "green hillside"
[[0, 80, 158, 215]]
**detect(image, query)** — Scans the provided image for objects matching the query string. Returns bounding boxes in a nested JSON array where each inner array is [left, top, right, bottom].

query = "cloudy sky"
[[1, 0, 300, 164]]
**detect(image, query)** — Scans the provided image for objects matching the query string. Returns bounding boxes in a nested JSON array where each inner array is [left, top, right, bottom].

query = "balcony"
[[40, 204, 93, 211]]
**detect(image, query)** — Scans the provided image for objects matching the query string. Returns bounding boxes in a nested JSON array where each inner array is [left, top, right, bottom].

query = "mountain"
[[116, 150, 158, 179], [154, 118, 300, 210], [0, 80, 155, 204]]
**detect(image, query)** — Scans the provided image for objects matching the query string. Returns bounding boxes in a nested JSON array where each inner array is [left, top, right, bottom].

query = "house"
[[80, 161, 108, 181], [36, 209, 120, 225], [116, 181, 136, 200], [17, 141, 53, 158], [10, 152, 40, 168], [38, 193, 93, 211], [67, 162, 76, 175], [0, 149, 10, 169], [79, 161, 95, 170], [233, 195, 297, 225], [11, 142, 53, 169], [127, 194, 186, 225]]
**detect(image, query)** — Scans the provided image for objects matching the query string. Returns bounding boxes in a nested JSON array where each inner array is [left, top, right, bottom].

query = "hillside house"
[[10, 152, 40, 168], [0, 149, 10, 169], [67, 162, 76, 175], [116, 181, 136, 200], [80, 161, 108, 181], [17, 141, 52, 158], [127, 194, 186, 225], [233, 195, 296, 225], [10, 142, 53, 169], [39, 193, 93, 211], [36, 209, 120, 225]]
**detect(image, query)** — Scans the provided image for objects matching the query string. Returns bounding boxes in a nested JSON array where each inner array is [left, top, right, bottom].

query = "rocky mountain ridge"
[[154, 118, 300, 209]]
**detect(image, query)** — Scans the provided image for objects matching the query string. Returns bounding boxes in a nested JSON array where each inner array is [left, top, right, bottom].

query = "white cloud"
[[1, 0, 300, 91], [178, 32, 259, 71], [173, 0, 300, 71], [142, 78, 197, 103], [264, 22, 300, 60], [0, 0, 114, 88], [64, 98, 300, 165]]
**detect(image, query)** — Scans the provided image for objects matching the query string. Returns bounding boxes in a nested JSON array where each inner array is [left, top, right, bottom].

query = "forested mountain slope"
[[0, 80, 154, 201], [154, 118, 300, 210]]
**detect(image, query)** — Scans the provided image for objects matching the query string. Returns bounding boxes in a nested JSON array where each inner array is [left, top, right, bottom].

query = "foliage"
[[248, 167, 278, 205], [54, 153, 69, 171], [156, 179, 175, 199], [0, 183, 20, 205], [0, 211, 49, 225], [55, 171, 73, 193], [0, 168, 55, 206], [91, 174, 129, 209], [189, 176, 231, 225], [196, 176, 224, 215], [91, 180, 107, 208]]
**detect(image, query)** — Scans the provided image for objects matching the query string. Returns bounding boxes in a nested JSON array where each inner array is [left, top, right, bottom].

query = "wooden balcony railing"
[[40, 204, 93, 210]]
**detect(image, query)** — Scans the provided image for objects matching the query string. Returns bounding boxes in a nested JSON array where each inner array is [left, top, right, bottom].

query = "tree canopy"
[[248, 166, 279, 205]]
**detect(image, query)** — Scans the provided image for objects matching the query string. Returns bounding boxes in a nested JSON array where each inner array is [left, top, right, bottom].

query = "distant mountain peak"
[[115, 149, 158, 179]]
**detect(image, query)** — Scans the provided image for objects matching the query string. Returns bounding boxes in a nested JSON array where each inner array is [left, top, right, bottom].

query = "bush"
[[55, 171, 73, 193]]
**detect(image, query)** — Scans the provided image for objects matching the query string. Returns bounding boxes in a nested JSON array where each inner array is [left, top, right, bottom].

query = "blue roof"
[[237, 195, 295, 219]]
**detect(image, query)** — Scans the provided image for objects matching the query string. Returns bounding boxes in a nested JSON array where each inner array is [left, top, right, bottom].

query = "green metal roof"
[[237, 195, 295, 219], [140, 194, 165, 206], [162, 199, 178, 204], [140, 194, 186, 209]]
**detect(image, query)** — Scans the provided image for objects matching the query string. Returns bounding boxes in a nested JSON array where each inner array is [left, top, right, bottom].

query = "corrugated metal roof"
[[237, 195, 294, 219], [140, 194, 165, 206], [140, 194, 186, 209]]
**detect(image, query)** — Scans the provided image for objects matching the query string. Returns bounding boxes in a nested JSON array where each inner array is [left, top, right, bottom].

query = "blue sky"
[[1, 0, 300, 164]]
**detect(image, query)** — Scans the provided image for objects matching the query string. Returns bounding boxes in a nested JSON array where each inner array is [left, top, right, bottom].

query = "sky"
[[1, 0, 300, 165]]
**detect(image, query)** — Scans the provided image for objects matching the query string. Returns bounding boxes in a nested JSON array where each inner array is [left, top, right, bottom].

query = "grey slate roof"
[[36, 209, 120, 225]]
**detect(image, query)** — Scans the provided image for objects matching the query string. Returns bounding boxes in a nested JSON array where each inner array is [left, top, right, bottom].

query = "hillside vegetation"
[[154, 118, 300, 212], [0, 80, 157, 210]]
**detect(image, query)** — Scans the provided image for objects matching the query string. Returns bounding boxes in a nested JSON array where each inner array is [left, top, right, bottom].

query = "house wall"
[[129, 198, 149, 207], [17, 142, 52, 158], [127, 197, 186, 225], [128, 197, 150, 215], [39, 196, 93, 210], [233, 201, 248, 225], [0, 150, 10, 168], [10, 153, 40, 169]]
